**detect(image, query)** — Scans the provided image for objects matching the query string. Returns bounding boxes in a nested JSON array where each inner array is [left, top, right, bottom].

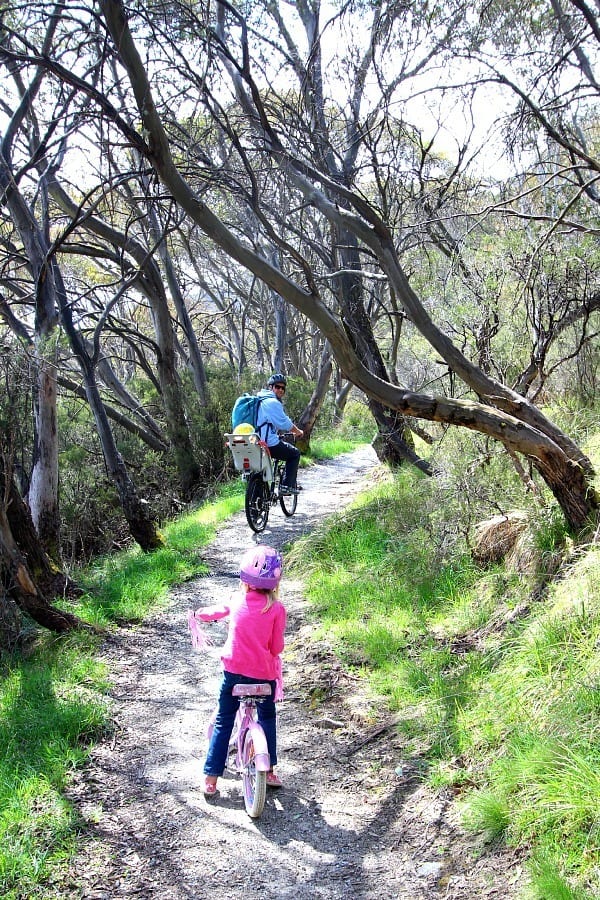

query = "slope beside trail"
[[61, 447, 521, 900]]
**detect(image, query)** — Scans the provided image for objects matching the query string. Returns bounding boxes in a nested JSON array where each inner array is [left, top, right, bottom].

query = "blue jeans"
[[203, 671, 278, 777], [269, 439, 300, 488]]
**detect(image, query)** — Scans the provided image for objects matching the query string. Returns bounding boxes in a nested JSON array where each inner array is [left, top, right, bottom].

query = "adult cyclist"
[[256, 374, 303, 494]]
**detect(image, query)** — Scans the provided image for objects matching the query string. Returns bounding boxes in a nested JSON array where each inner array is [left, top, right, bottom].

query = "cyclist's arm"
[[194, 604, 230, 622]]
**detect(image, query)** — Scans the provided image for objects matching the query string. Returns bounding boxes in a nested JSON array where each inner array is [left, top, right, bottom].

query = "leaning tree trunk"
[[84, 370, 164, 551], [296, 344, 333, 452], [5, 474, 81, 600], [54, 264, 163, 552], [0, 495, 83, 633], [333, 226, 432, 473]]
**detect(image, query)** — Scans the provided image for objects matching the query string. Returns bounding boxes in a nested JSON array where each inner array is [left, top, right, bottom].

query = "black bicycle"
[[225, 431, 298, 533]]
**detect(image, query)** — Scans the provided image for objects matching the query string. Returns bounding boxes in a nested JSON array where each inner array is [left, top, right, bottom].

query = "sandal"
[[266, 770, 283, 788], [203, 777, 218, 797]]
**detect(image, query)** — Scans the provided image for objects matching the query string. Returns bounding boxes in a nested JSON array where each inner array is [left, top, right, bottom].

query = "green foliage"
[[532, 506, 569, 556], [0, 634, 109, 898], [56, 390, 184, 563], [527, 856, 590, 900], [78, 482, 244, 625], [332, 398, 376, 441]]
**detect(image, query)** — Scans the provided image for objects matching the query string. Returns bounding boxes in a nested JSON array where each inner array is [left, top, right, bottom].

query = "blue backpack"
[[231, 393, 265, 432]]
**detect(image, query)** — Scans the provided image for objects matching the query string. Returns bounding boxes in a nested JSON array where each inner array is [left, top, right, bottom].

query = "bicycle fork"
[[239, 715, 271, 772]]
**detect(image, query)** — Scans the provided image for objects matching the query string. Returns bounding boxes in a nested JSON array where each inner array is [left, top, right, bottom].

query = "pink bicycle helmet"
[[239, 545, 283, 590]]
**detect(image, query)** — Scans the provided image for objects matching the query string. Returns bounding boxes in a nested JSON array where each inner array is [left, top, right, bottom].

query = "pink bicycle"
[[208, 682, 273, 818]]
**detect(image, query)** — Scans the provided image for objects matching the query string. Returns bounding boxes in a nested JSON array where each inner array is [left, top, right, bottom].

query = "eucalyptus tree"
[[0, 4, 63, 559], [47, 170, 205, 496], [452, 0, 600, 396], [0, 6, 163, 555], [0, 338, 89, 633]]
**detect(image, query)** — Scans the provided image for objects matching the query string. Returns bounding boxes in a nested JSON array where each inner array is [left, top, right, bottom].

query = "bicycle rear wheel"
[[245, 473, 270, 532], [240, 730, 267, 818]]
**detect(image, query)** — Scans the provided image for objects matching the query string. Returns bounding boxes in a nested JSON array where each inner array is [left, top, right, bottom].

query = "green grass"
[[76, 481, 244, 625], [288, 467, 600, 900], [307, 435, 368, 460], [0, 633, 109, 898], [0, 481, 244, 898]]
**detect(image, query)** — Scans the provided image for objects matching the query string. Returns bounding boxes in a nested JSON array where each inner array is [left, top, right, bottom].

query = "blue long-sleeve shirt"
[[256, 389, 293, 447]]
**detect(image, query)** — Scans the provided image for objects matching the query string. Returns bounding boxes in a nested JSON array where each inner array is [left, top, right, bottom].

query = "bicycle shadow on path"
[[61, 446, 521, 900]]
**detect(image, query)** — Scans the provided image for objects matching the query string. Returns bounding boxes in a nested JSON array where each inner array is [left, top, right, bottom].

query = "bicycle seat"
[[232, 683, 272, 698]]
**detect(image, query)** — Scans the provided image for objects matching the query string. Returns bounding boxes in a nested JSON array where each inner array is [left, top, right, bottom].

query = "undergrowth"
[[287, 467, 600, 900], [0, 483, 244, 899]]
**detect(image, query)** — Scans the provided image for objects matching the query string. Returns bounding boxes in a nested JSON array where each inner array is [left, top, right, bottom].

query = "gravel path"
[[60, 447, 521, 899]]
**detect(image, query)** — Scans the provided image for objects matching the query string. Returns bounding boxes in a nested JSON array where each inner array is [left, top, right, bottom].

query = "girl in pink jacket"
[[192, 545, 286, 797]]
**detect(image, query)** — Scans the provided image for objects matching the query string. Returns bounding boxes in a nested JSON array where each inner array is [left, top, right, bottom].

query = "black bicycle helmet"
[[267, 373, 287, 387]]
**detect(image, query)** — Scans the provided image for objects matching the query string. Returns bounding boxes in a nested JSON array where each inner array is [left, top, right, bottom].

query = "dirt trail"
[[61, 447, 520, 899]]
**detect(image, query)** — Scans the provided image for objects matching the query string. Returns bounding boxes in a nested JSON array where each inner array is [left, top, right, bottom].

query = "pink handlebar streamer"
[[187, 610, 213, 650]]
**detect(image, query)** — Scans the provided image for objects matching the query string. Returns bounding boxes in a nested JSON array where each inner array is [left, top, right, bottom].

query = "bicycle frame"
[[206, 681, 272, 818], [231, 683, 272, 774]]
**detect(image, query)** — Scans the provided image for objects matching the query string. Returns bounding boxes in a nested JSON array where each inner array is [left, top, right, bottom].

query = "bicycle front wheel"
[[245, 474, 270, 532], [279, 488, 297, 517], [240, 731, 267, 818]]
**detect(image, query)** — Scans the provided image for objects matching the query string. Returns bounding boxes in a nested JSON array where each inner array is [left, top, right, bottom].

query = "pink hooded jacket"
[[194, 588, 286, 683]]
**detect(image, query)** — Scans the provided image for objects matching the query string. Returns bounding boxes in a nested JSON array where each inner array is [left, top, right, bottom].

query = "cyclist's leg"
[[269, 440, 300, 489], [203, 671, 240, 777], [256, 679, 278, 766]]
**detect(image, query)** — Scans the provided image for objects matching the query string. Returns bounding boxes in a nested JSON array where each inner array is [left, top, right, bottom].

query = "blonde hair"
[[241, 580, 278, 613]]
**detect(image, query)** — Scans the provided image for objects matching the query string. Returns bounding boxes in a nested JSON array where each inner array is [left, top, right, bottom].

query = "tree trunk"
[[334, 226, 431, 473], [84, 370, 163, 551], [296, 345, 333, 452], [28, 349, 61, 558], [0, 151, 62, 560], [0, 479, 83, 633], [53, 260, 164, 552], [333, 379, 353, 425], [5, 474, 81, 600]]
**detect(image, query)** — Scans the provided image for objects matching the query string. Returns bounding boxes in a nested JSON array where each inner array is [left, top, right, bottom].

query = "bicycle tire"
[[245, 473, 270, 532], [241, 730, 267, 818], [279, 489, 297, 517]]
